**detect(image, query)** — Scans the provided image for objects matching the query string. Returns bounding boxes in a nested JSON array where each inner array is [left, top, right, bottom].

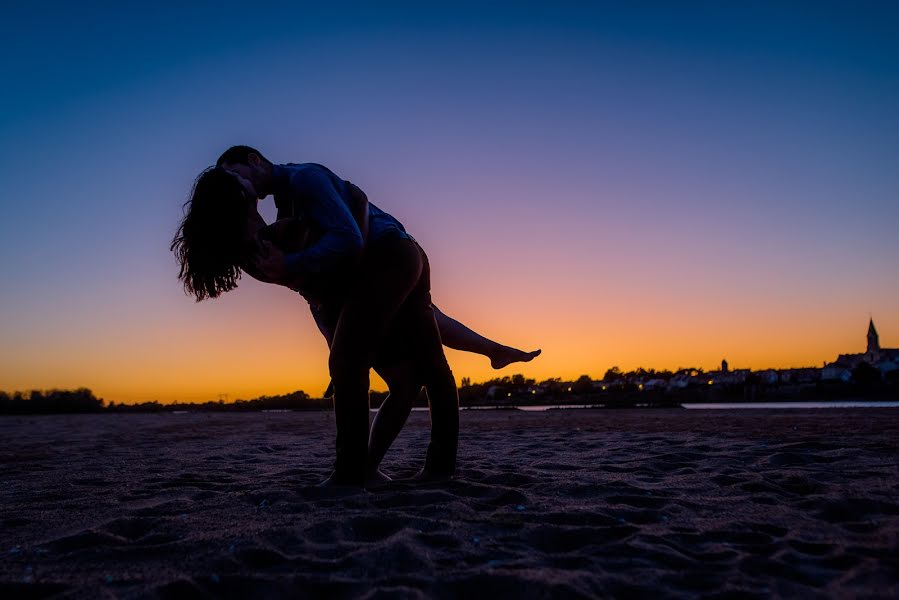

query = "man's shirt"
[[270, 163, 408, 277]]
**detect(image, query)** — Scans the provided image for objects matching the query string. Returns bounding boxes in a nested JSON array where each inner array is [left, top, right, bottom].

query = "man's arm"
[[345, 180, 370, 247], [255, 170, 363, 281]]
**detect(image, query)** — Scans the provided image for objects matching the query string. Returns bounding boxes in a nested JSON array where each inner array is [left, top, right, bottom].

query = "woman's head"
[[171, 167, 250, 301]]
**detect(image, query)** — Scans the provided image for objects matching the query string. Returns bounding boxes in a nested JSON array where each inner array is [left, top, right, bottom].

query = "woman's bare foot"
[[489, 346, 541, 370], [365, 469, 393, 488]]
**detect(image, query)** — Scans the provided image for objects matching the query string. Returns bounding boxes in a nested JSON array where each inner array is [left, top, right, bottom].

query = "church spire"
[[867, 318, 880, 353]]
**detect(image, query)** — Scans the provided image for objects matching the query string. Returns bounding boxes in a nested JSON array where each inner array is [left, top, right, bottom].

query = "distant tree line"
[[105, 390, 322, 412], [0, 388, 105, 414], [0, 388, 325, 414]]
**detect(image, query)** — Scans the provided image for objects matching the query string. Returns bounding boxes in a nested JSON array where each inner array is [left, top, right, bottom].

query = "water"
[[406, 404, 619, 412], [167, 402, 899, 415], [409, 401, 899, 412], [682, 401, 899, 409]]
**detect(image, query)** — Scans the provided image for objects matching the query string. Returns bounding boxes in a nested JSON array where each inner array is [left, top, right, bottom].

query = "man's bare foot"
[[318, 471, 364, 488], [411, 468, 454, 483], [489, 346, 541, 370], [365, 469, 393, 488]]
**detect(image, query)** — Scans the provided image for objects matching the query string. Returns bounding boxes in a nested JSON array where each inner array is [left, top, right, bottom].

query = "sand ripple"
[[1, 409, 897, 598]]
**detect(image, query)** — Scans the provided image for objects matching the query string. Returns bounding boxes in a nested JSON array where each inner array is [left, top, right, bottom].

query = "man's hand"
[[248, 239, 290, 283]]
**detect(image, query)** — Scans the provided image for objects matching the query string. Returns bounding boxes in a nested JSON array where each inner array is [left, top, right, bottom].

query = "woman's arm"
[[241, 204, 283, 284], [241, 196, 269, 242]]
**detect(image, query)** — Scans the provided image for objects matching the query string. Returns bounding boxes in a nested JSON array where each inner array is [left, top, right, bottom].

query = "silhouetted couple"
[[172, 146, 540, 487]]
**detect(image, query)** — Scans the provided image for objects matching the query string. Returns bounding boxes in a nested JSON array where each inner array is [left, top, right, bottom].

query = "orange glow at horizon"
[[2, 266, 894, 404]]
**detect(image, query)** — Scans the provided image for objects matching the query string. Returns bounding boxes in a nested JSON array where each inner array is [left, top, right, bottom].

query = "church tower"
[[867, 318, 880, 354]]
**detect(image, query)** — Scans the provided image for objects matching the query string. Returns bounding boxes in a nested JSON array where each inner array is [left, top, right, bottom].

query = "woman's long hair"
[[171, 167, 249, 301]]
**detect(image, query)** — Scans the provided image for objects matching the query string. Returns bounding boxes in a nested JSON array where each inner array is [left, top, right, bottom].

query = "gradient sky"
[[1, 1, 897, 403]]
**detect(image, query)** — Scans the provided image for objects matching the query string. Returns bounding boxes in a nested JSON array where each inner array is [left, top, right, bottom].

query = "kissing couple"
[[172, 146, 540, 487]]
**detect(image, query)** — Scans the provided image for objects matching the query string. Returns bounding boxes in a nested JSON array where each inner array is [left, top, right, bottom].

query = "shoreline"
[[4, 397, 899, 416]]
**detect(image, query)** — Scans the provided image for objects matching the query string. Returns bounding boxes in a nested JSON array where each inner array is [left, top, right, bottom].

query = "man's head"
[[217, 145, 273, 200]]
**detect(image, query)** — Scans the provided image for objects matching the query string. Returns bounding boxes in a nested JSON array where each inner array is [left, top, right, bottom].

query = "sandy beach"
[[1, 408, 897, 598]]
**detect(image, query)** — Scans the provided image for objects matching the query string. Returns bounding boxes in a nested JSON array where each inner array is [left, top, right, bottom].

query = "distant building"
[[822, 319, 899, 381], [643, 379, 668, 391], [760, 369, 779, 385]]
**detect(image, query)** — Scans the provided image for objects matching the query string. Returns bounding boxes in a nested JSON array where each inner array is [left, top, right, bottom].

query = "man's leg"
[[326, 237, 423, 486], [405, 245, 459, 478], [418, 331, 459, 478]]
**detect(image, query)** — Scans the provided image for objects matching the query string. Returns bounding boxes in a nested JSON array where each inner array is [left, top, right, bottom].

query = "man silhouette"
[[218, 146, 458, 486]]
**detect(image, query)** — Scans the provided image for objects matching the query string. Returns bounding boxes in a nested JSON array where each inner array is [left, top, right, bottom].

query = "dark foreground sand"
[[1, 409, 897, 599]]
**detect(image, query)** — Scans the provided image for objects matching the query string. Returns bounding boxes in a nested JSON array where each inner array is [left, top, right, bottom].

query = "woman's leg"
[[433, 305, 541, 369], [314, 300, 541, 400]]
